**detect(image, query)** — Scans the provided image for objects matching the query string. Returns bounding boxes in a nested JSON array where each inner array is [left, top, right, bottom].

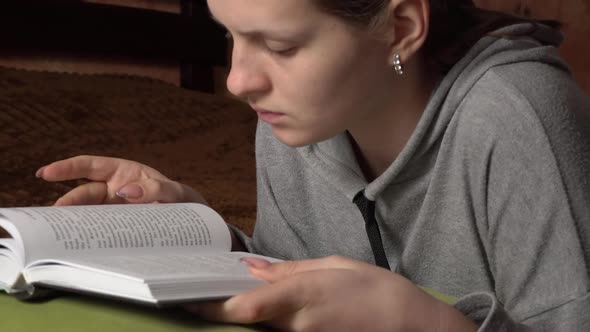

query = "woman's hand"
[[36, 155, 206, 206], [187, 256, 477, 332]]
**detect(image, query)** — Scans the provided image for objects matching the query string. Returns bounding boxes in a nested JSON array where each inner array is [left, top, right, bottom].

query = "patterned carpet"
[[0, 66, 257, 235]]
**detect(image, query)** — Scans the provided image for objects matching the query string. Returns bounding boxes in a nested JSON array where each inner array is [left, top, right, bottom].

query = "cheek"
[[269, 63, 352, 145], [271, 58, 382, 146], [267, 33, 390, 146], [284, 47, 387, 122]]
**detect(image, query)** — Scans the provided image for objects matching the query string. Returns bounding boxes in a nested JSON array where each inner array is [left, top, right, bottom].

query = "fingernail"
[[116, 184, 144, 199], [35, 166, 46, 178], [240, 257, 272, 269]]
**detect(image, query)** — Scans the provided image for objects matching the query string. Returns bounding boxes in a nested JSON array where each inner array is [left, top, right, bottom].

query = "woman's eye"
[[265, 45, 297, 57]]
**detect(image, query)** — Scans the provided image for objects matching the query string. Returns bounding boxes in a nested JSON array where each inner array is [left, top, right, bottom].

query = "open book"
[[0, 203, 278, 306]]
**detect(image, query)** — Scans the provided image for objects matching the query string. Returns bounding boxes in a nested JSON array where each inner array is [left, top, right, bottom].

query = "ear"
[[382, 0, 430, 65]]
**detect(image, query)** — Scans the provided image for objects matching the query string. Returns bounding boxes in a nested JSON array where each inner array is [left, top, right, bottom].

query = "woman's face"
[[208, 0, 396, 147]]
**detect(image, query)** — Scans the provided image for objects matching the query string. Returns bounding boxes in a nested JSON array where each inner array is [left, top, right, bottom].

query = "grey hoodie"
[[233, 23, 590, 331]]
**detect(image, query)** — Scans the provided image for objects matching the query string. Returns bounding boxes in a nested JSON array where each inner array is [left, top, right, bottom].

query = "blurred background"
[[476, 0, 590, 93], [0, 0, 588, 94]]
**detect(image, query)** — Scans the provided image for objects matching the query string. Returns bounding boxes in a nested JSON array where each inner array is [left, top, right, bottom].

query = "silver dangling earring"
[[392, 53, 404, 76]]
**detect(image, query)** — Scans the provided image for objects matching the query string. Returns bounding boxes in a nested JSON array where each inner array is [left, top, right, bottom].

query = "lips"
[[250, 104, 285, 124]]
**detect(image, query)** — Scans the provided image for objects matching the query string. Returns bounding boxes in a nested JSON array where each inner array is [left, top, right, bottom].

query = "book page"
[[0, 239, 24, 265], [24, 252, 281, 303], [0, 203, 231, 264], [0, 254, 22, 292], [29, 251, 279, 281]]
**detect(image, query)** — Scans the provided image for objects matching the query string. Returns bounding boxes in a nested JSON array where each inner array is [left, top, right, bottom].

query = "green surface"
[[1, 288, 456, 331], [423, 287, 457, 305], [0, 292, 264, 332]]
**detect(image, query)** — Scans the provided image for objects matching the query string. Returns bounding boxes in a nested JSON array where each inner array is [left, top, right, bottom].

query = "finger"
[[116, 179, 206, 204], [250, 256, 362, 283], [186, 275, 309, 325], [54, 182, 117, 206], [38, 155, 124, 182]]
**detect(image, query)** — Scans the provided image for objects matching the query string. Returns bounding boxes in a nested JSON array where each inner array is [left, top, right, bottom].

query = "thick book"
[[0, 203, 277, 306]]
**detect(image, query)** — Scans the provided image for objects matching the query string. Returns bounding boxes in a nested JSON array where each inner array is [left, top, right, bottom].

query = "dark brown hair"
[[313, 0, 561, 73]]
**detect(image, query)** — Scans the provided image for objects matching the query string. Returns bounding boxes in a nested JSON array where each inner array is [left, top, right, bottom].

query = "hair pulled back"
[[314, 0, 560, 72]]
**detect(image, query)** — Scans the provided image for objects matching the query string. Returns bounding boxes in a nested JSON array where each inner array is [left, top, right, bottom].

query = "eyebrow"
[[208, 11, 304, 40]]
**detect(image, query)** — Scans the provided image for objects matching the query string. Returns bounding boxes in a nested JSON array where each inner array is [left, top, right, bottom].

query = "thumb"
[[243, 256, 360, 283], [115, 183, 147, 202], [116, 179, 206, 204]]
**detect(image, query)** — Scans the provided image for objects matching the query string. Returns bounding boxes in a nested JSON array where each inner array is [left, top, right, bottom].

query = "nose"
[[226, 46, 271, 100]]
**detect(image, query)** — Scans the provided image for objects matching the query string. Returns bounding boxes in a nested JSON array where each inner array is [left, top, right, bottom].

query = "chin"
[[274, 133, 310, 148], [272, 126, 334, 148]]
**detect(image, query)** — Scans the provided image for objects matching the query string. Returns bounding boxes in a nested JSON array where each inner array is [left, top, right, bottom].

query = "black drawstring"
[[353, 190, 391, 270]]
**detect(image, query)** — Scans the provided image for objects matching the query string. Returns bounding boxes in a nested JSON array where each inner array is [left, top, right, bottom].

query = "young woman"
[[35, 0, 590, 330]]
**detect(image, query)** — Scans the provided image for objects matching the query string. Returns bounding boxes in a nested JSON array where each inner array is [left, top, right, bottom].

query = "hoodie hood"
[[297, 23, 569, 201]]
